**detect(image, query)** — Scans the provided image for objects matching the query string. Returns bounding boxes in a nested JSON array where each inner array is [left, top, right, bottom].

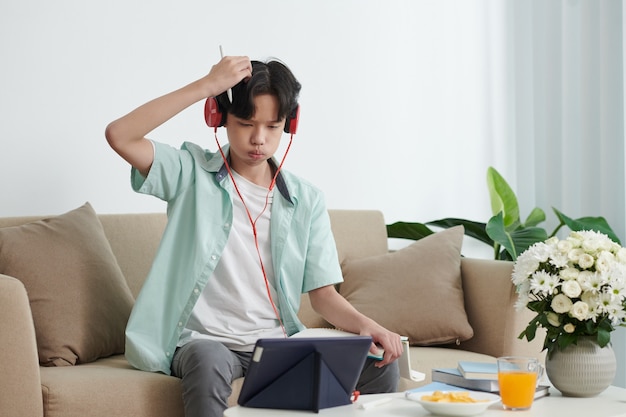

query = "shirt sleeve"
[[301, 193, 344, 293], [130, 141, 195, 202]]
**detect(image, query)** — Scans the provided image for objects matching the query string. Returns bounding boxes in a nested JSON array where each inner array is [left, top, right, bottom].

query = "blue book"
[[432, 368, 499, 391], [457, 361, 498, 380]]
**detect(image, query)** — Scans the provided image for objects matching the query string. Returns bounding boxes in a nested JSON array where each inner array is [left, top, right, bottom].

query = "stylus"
[[358, 397, 393, 409], [219, 45, 233, 103]]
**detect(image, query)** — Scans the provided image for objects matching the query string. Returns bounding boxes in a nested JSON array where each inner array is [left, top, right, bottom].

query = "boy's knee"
[[357, 359, 400, 394]]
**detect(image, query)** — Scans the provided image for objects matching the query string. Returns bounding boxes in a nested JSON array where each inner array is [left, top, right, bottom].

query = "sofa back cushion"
[[339, 226, 474, 346], [98, 213, 167, 298], [0, 202, 134, 366]]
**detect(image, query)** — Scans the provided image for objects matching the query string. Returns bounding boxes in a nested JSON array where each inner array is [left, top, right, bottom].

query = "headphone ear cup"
[[204, 97, 225, 127], [284, 105, 300, 134]]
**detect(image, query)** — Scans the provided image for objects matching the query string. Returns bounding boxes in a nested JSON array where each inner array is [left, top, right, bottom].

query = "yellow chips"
[[420, 391, 488, 403]]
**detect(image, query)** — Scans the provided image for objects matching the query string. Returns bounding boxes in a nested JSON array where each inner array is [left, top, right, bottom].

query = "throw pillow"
[[0, 202, 134, 366], [339, 226, 473, 346]]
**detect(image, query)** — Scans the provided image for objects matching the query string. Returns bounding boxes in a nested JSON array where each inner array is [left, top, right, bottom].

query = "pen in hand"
[[219, 45, 233, 103]]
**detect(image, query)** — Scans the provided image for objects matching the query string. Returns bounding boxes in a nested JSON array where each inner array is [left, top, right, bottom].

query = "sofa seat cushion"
[[40, 355, 184, 417], [340, 226, 473, 346], [399, 347, 497, 392]]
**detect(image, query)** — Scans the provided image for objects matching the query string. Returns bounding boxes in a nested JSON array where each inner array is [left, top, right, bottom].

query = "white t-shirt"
[[179, 170, 284, 351]]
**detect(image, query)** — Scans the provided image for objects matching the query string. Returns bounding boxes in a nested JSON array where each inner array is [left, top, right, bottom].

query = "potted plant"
[[512, 230, 626, 396], [386, 167, 620, 260]]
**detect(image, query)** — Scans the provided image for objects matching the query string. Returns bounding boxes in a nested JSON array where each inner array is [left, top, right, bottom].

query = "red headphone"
[[204, 97, 300, 134]]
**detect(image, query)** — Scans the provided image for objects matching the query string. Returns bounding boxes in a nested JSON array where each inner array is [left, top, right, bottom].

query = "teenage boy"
[[105, 55, 401, 417]]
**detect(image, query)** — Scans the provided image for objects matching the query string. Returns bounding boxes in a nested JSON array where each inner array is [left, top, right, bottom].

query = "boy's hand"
[[204, 55, 252, 98], [366, 327, 403, 368]]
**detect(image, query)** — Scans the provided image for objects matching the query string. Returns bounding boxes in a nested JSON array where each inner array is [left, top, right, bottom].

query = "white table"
[[224, 385, 626, 416]]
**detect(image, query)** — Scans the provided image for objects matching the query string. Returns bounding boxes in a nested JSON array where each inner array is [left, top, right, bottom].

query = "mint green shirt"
[[124, 141, 343, 375]]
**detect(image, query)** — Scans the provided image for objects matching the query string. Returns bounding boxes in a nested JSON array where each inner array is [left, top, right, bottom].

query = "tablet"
[[237, 336, 372, 412]]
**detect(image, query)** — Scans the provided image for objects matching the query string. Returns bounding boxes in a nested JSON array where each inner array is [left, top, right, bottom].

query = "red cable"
[[214, 128, 293, 338]]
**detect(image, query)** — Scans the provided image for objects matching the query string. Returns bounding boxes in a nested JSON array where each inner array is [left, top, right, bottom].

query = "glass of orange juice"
[[497, 356, 543, 410]]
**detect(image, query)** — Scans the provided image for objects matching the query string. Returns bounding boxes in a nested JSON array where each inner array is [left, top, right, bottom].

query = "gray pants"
[[171, 339, 399, 417]]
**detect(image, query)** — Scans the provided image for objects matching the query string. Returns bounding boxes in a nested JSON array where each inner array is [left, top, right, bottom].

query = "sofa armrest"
[[0, 274, 43, 417], [456, 259, 545, 361]]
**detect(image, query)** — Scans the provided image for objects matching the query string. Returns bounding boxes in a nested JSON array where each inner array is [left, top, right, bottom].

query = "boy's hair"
[[217, 59, 301, 122]]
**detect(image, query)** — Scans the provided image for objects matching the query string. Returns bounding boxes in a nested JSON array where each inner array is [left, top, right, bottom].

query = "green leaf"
[[386, 222, 434, 241], [486, 213, 548, 260], [557, 332, 577, 349], [426, 218, 492, 246], [553, 208, 621, 245], [597, 328, 611, 347], [486, 167, 520, 228], [523, 207, 546, 228]]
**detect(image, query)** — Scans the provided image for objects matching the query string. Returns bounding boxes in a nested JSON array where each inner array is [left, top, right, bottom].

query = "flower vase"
[[545, 337, 616, 397]]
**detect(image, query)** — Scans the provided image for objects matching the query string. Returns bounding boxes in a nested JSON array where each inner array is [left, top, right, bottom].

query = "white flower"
[[530, 241, 553, 263], [597, 292, 615, 314], [550, 250, 569, 269], [607, 263, 626, 297], [578, 271, 603, 293], [514, 281, 531, 311], [581, 291, 601, 319], [557, 239, 573, 253], [561, 280, 582, 298], [581, 232, 604, 253], [607, 305, 626, 326], [530, 271, 559, 296], [564, 323, 576, 333], [569, 301, 590, 321], [551, 294, 573, 314], [568, 248, 585, 262], [595, 251, 615, 272], [511, 258, 536, 285], [616, 247, 626, 263], [546, 312, 561, 327], [560, 267, 579, 281], [567, 232, 584, 248], [578, 253, 595, 269]]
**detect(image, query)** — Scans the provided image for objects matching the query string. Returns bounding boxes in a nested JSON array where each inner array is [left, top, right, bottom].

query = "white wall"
[[0, 0, 502, 258]]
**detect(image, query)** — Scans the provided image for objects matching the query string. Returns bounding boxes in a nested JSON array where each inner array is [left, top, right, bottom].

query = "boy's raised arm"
[[105, 56, 252, 176]]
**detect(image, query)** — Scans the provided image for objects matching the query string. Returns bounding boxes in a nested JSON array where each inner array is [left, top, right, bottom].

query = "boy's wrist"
[[187, 77, 219, 102]]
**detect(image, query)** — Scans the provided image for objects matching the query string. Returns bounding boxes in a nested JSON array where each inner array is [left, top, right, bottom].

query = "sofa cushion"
[[40, 356, 184, 417], [339, 226, 473, 346], [0, 202, 134, 366]]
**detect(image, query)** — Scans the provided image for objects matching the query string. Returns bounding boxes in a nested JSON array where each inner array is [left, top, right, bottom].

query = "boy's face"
[[225, 94, 285, 172]]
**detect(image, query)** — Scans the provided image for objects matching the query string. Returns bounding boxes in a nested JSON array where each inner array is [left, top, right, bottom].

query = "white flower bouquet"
[[512, 230, 626, 357]]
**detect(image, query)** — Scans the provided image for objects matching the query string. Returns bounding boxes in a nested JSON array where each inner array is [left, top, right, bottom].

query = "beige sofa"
[[0, 207, 543, 417]]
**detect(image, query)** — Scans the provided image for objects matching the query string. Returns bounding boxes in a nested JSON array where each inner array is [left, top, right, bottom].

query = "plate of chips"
[[406, 390, 501, 416]]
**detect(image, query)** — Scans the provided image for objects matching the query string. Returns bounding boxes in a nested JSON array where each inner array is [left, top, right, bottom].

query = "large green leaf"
[[386, 222, 434, 241], [523, 207, 546, 228], [426, 218, 492, 246], [486, 167, 520, 228], [552, 208, 621, 245], [486, 212, 548, 260]]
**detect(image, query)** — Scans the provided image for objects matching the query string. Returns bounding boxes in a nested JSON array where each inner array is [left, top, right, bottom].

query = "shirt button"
[[178, 321, 183, 327], [211, 255, 217, 261], [166, 351, 171, 357], [193, 288, 200, 294], [224, 222, 230, 228]]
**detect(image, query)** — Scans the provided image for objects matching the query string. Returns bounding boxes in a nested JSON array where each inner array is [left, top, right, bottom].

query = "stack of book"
[[431, 361, 549, 399]]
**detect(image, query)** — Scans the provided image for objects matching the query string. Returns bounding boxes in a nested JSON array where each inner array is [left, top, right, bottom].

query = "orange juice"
[[498, 371, 537, 409]]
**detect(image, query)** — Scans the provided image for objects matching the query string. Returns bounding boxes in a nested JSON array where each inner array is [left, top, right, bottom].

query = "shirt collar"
[[204, 144, 293, 204]]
